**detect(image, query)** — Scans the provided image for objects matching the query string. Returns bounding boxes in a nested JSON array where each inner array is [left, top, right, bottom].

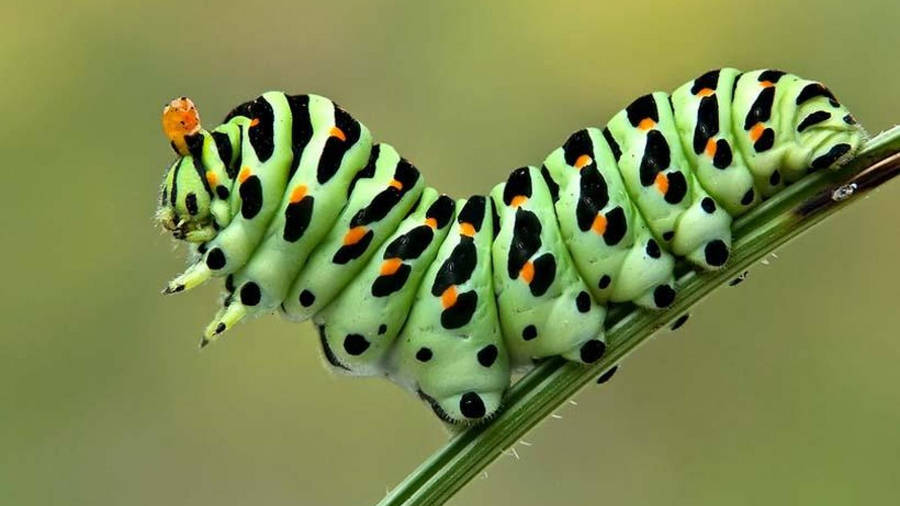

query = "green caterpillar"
[[156, 68, 864, 424]]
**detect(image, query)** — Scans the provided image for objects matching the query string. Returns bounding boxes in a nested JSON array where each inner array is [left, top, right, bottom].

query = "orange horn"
[[162, 97, 201, 155]]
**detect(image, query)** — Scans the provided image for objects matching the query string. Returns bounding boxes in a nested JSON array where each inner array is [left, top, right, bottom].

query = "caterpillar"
[[156, 68, 864, 425]]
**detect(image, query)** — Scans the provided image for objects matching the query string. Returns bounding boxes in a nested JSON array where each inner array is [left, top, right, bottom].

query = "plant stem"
[[379, 127, 900, 506]]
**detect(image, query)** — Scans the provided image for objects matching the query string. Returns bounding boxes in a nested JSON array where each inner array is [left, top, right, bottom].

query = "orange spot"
[[343, 226, 367, 245], [638, 118, 656, 131], [290, 185, 308, 203], [510, 195, 528, 208], [249, 118, 260, 127], [574, 154, 592, 170], [424, 217, 438, 229], [519, 261, 534, 283], [705, 138, 717, 157], [380, 258, 402, 276], [238, 167, 251, 183], [749, 123, 764, 142], [388, 179, 403, 190], [697, 87, 715, 97], [441, 286, 458, 309], [654, 172, 669, 195], [591, 214, 607, 235], [329, 126, 346, 141], [459, 222, 475, 237], [206, 171, 218, 187], [162, 97, 201, 155], [760, 80, 774, 88]]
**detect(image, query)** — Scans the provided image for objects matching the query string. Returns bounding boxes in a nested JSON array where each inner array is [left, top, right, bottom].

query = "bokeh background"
[[3, 0, 899, 504]]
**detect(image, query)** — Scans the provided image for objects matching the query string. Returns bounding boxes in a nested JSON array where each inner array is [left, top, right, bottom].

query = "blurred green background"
[[2, 0, 899, 504]]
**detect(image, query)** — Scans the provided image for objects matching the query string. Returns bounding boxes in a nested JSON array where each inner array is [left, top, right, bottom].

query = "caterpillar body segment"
[[388, 196, 510, 423], [313, 189, 456, 376], [155, 68, 866, 424], [281, 144, 426, 322], [541, 128, 677, 309], [606, 91, 734, 270], [490, 167, 607, 366]]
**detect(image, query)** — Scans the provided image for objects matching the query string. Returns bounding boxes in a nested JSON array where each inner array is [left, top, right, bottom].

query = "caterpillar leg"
[[388, 196, 510, 424], [491, 167, 606, 367]]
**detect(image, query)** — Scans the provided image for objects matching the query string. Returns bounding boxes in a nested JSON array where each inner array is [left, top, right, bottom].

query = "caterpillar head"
[[157, 98, 216, 242]]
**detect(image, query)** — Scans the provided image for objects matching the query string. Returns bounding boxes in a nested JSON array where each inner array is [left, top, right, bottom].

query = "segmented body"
[[158, 68, 864, 424]]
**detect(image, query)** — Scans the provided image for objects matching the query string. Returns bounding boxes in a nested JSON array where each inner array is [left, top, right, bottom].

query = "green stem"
[[379, 127, 900, 506]]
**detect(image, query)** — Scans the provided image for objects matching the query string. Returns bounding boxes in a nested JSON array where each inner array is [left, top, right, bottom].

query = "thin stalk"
[[379, 127, 900, 506]]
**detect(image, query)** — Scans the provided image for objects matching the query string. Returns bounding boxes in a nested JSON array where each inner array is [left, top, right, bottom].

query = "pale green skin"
[[156, 69, 866, 424], [281, 143, 424, 322], [490, 167, 606, 367], [388, 197, 510, 423], [606, 91, 734, 269], [671, 68, 759, 215], [312, 188, 453, 376], [542, 128, 676, 308], [210, 95, 374, 334]]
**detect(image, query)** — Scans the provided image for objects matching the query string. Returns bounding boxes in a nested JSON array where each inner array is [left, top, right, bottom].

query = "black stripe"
[[797, 111, 832, 132]]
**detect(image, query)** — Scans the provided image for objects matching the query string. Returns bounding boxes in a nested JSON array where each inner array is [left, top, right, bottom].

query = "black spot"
[[603, 206, 627, 246], [662, 230, 675, 241], [416, 347, 433, 362], [646, 239, 661, 258], [741, 189, 755, 206], [811, 143, 852, 170], [563, 129, 594, 167], [729, 271, 749, 286], [477, 345, 498, 367], [712, 139, 732, 169], [332, 229, 374, 264], [579, 339, 606, 364], [540, 165, 560, 203], [371, 264, 411, 297], [598, 275, 611, 289], [625, 94, 659, 127], [427, 196, 456, 228], [378, 324, 387, 335], [185, 193, 198, 215], [797, 111, 832, 132], [653, 284, 676, 308], [769, 170, 782, 186], [529, 253, 556, 297], [197, 243, 207, 255], [216, 185, 230, 200], [215, 322, 226, 334], [457, 196, 486, 231], [639, 130, 670, 186], [441, 291, 478, 329], [283, 196, 314, 242], [758, 70, 786, 83], [299, 290, 316, 307], [795, 83, 836, 105], [704, 240, 729, 266], [247, 97, 275, 161], [385, 225, 433, 260], [843, 114, 856, 125], [206, 248, 226, 270], [602, 127, 622, 161], [240, 282, 261, 306], [343, 334, 370, 356], [753, 128, 775, 152], [690, 69, 720, 94], [239, 175, 263, 219], [576, 291, 591, 313], [317, 106, 361, 184], [701, 197, 716, 214], [286, 94, 314, 179], [522, 325, 538, 341], [744, 86, 776, 130], [432, 241, 478, 296], [460, 392, 486, 419], [576, 166, 609, 232], [665, 171, 687, 204], [503, 167, 533, 205], [596, 365, 618, 384], [507, 209, 543, 279], [670, 313, 690, 330], [693, 96, 719, 154]]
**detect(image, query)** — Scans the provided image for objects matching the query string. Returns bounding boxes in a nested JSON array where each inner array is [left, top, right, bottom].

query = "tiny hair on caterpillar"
[[155, 68, 864, 425]]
